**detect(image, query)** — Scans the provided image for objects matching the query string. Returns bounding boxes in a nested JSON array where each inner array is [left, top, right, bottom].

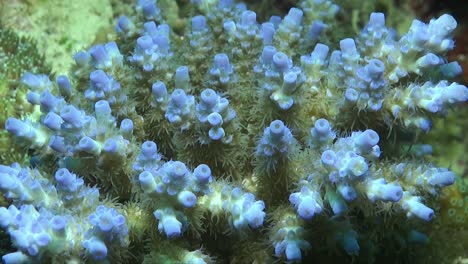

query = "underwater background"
[[0, 0, 467, 263]]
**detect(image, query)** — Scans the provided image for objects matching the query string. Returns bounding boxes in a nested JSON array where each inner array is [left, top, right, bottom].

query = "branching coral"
[[0, 0, 466, 263]]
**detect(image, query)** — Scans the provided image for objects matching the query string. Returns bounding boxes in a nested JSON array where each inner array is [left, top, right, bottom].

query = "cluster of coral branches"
[[0, 0, 466, 263]]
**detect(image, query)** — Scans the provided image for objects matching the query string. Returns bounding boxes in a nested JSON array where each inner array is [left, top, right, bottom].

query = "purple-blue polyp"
[[2, 252, 29, 264], [345, 88, 359, 102], [27, 92, 40, 105], [338, 185, 357, 201], [269, 15, 281, 26], [241, 10, 257, 27], [435, 14, 457, 34], [103, 138, 119, 153], [171, 89, 189, 107], [141, 1, 158, 19], [269, 120, 286, 136], [321, 150, 336, 166], [56, 75, 72, 95], [141, 141, 157, 158], [159, 23, 172, 36], [223, 20, 236, 32], [89, 206, 113, 231], [440, 61, 462, 78], [428, 171, 455, 187], [116, 16, 132, 33], [194, 164, 212, 184], [284, 8, 303, 26], [367, 59, 385, 77], [104, 41, 120, 58], [417, 53, 440, 68], [409, 21, 429, 46], [120, 119, 133, 134], [5, 118, 29, 136], [261, 46, 277, 64], [230, 187, 243, 199], [97, 208, 123, 231], [340, 38, 358, 58], [35, 237, 51, 253], [245, 200, 265, 228], [171, 161, 188, 178], [207, 112, 223, 127], [348, 157, 368, 177], [49, 136, 67, 153], [369, 12, 385, 27], [178, 190, 197, 208], [21, 72, 42, 89], [380, 184, 403, 202], [39, 90, 57, 111], [219, 97, 230, 109], [152, 81, 167, 101], [297, 196, 318, 219], [74, 51, 90, 67], [85, 238, 108, 260], [209, 127, 225, 140], [89, 44, 110, 65], [282, 72, 297, 92], [200, 89, 218, 107], [356, 129, 380, 150], [60, 105, 83, 126], [214, 53, 231, 72], [95, 99, 112, 114], [143, 21, 157, 35], [137, 35, 153, 50], [154, 210, 182, 238], [51, 215, 68, 232], [416, 118, 431, 132], [79, 136, 100, 153], [192, 15, 207, 32], [139, 171, 156, 192], [261, 22, 275, 44], [311, 43, 329, 63], [90, 70, 110, 89], [273, 52, 290, 72], [175, 66, 190, 89], [277, 98, 293, 111], [43, 112, 63, 130], [308, 21, 326, 40], [218, 0, 233, 9], [406, 200, 435, 221], [314, 118, 331, 136], [55, 168, 76, 187]]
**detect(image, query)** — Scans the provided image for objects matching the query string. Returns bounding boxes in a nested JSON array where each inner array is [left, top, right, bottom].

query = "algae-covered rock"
[[0, 0, 114, 74]]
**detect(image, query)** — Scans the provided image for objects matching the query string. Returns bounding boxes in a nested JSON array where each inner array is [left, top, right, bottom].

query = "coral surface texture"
[[0, 0, 467, 263]]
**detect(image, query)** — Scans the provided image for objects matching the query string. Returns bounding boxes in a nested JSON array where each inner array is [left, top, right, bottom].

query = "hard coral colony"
[[0, 0, 467, 263]]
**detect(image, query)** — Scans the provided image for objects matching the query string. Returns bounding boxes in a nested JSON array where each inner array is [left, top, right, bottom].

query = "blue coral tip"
[[141, 141, 158, 157], [269, 120, 285, 135], [200, 89, 218, 106], [192, 15, 207, 32], [55, 168, 75, 186], [85, 238, 108, 260], [2, 252, 29, 264], [194, 164, 212, 183], [178, 191, 197, 208], [50, 215, 68, 231], [152, 81, 167, 99], [120, 119, 133, 132]]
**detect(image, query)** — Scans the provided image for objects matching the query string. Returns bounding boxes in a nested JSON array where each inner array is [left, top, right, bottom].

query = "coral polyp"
[[0, 0, 466, 263]]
